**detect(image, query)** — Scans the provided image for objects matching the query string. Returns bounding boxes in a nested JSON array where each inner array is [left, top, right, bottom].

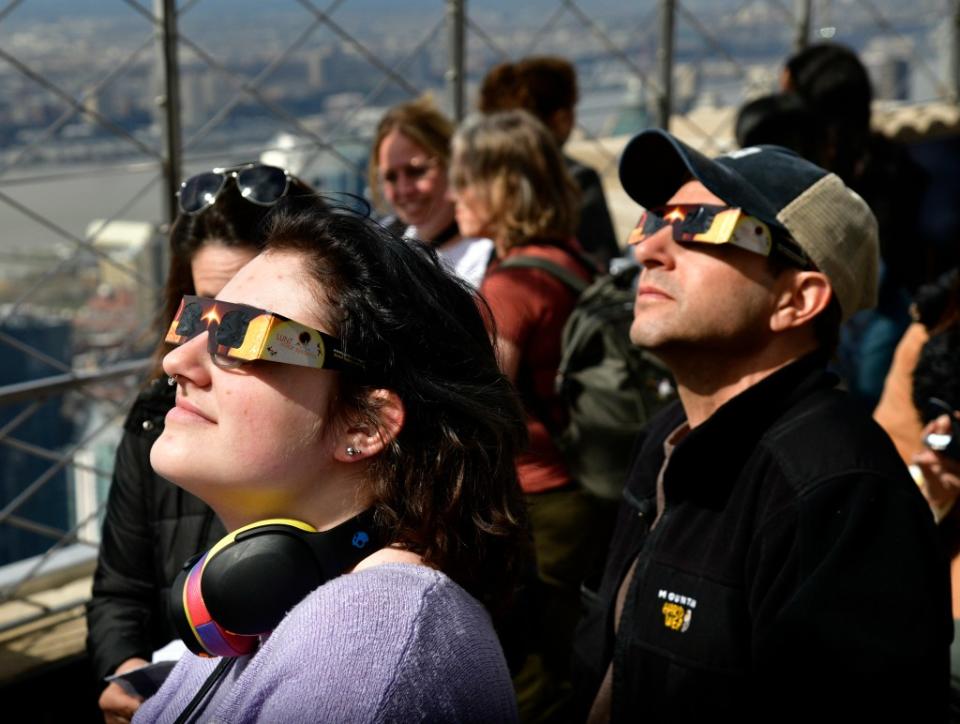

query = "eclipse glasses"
[[178, 163, 291, 216], [166, 295, 364, 372], [629, 204, 810, 268]]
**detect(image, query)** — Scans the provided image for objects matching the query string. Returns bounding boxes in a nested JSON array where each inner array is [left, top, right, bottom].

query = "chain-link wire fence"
[[0, 0, 956, 659]]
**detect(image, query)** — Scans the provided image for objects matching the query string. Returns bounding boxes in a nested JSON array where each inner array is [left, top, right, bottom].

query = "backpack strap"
[[497, 256, 591, 296], [494, 255, 590, 441]]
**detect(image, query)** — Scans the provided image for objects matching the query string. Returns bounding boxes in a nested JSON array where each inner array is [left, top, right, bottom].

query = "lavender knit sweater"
[[133, 564, 518, 723]]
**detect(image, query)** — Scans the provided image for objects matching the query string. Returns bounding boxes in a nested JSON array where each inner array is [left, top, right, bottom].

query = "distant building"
[[610, 76, 651, 137], [0, 314, 74, 566], [863, 37, 913, 102], [260, 131, 370, 201], [178, 66, 231, 129], [84, 218, 163, 341]]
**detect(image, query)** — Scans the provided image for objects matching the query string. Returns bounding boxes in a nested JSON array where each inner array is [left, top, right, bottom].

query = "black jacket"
[[85, 377, 225, 684], [573, 353, 952, 722]]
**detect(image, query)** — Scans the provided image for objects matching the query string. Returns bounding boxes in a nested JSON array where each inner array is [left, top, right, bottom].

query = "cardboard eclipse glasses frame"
[[629, 204, 810, 268], [165, 295, 364, 371]]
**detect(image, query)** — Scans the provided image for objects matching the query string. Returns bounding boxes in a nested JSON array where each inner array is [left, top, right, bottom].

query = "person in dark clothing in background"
[[572, 129, 951, 722], [86, 163, 315, 724], [735, 91, 827, 164], [478, 55, 621, 270], [779, 42, 930, 409], [903, 272, 960, 720]]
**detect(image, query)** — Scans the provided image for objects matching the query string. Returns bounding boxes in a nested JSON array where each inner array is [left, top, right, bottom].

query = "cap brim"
[[619, 129, 782, 228]]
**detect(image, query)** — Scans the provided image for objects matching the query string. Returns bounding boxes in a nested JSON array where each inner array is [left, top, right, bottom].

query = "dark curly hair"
[[478, 56, 577, 123], [913, 323, 960, 422], [261, 200, 530, 615], [735, 92, 827, 165], [912, 267, 960, 330], [784, 42, 872, 183]]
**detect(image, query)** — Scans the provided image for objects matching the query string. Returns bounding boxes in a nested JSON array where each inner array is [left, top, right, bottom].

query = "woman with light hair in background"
[[478, 56, 620, 269], [369, 95, 493, 287], [450, 109, 613, 723]]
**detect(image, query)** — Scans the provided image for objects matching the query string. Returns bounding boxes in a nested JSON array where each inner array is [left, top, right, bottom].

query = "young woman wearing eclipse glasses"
[[131, 199, 528, 723], [87, 164, 317, 724]]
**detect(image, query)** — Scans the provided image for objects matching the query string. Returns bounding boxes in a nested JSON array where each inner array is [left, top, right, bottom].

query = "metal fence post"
[[656, 0, 675, 130], [794, 0, 813, 52], [155, 0, 183, 227], [447, 0, 466, 121], [153, 0, 183, 291], [951, 0, 960, 103]]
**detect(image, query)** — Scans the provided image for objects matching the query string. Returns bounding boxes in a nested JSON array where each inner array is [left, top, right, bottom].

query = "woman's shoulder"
[[245, 564, 517, 722], [326, 565, 517, 721], [285, 564, 491, 636]]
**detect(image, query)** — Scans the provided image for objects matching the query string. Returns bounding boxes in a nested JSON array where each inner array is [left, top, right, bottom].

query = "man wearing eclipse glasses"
[[573, 130, 951, 722]]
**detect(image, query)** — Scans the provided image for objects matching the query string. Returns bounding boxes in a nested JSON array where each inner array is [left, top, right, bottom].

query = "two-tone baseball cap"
[[619, 128, 879, 320]]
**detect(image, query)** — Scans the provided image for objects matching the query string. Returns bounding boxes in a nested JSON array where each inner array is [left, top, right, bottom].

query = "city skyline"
[[1, 0, 949, 160]]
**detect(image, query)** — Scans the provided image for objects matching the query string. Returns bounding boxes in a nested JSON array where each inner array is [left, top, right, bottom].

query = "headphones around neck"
[[170, 508, 383, 657]]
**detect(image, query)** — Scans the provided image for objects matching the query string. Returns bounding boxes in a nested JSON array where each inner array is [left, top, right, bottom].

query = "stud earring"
[[167, 375, 178, 386], [346, 446, 361, 457]]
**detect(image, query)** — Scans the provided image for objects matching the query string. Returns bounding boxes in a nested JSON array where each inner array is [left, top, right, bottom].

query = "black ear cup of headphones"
[[202, 529, 323, 636], [169, 509, 382, 657]]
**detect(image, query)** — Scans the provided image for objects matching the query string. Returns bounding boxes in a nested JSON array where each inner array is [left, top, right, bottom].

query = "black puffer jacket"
[[85, 377, 225, 684]]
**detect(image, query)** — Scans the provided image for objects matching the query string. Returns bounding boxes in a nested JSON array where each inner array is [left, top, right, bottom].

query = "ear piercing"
[[346, 446, 362, 457], [167, 375, 178, 386]]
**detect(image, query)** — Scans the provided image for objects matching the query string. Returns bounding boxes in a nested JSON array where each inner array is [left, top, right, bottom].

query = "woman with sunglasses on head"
[[86, 164, 315, 724], [369, 95, 493, 288], [129, 199, 526, 723], [449, 110, 615, 722]]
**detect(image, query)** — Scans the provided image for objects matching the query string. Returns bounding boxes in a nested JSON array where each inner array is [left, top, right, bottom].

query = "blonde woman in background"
[[369, 96, 492, 287], [450, 109, 614, 723]]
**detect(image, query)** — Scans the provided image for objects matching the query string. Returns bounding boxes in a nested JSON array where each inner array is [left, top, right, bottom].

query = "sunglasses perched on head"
[[628, 204, 810, 268], [178, 163, 291, 216], [166, 295, 364, 371], [380, 156, 438, 187]]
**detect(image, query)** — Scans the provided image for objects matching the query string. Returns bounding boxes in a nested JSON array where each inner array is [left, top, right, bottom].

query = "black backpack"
[[498, 256, 676, 500]]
